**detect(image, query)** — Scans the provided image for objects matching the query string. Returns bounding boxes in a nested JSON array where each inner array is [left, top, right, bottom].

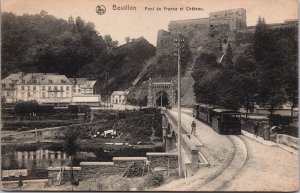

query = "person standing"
[[266, 124, 271, 140], [264, 123, 271, 140], [254, 122, 259, 138], [191, 120, 196, 135]]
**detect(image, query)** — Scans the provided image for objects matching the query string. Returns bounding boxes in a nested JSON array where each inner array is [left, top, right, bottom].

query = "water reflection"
[[2, 149, 72, 170]]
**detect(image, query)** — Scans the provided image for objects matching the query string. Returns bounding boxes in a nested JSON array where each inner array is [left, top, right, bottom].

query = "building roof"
[[72, 95, 100, 102], [2, 72, 24, 84], [19, 73, 72, 85], [69, 78, 97, 88], [111, 91, 129, 95]]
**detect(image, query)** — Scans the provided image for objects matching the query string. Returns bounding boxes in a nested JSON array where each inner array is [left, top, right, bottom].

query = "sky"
[[2, 0, 298, 46]]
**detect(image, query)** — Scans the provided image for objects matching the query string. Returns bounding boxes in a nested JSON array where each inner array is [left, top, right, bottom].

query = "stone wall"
[[276, 134, 299, 149], [156, 8, 298, 60], [47, 167, 81, 185], [80, 162, 122, 178], [146, 152, 178, 169]]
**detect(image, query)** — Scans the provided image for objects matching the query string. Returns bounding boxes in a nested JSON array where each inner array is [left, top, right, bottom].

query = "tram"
[[193, 104, 241, 135]]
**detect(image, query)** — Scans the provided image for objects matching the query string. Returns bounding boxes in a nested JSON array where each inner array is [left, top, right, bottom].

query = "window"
[[33, 86, 36, 91], [66, 86, 69, 91], [42, 86, 45, 90]]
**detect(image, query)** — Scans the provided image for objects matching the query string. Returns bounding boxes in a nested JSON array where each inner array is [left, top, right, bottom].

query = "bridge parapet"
[[181, 134, 199, 177], [161, 110, 207, 177]]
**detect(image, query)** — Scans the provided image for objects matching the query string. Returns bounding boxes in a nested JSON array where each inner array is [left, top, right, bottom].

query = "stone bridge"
[[161, 110, 209, 177]]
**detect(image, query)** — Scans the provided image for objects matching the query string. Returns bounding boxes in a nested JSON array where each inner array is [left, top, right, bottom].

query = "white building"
[[1, 72, 101, 107], [16, 73, 73, 106], [69, 78, 97, 96], [1, 72, 24, 104], [69, 78, 100, 106], [111, 91, 129, 104]]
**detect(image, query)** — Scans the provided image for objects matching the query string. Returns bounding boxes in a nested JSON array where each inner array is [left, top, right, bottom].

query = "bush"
[[36, 105, 54, 114], [14, 100, 39, 115], [140, 107, 159, 114], [274, 125, 298, 137], [269, 114, 293, 126], [146, 172, 165, 187], [68, 105, 79, 114]]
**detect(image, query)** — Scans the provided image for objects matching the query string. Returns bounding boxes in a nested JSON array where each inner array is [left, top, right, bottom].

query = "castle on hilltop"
[[156, 8, 298, 58]]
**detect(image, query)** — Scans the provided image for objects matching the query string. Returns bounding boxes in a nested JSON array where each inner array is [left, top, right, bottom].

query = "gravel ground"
[[225, 135, 299, 192]]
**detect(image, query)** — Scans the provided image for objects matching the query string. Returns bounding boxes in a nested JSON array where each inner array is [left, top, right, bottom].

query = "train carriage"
[[193, 104, 242, 135], [210, 108, 241, 134], [193, 104, 218, 123]]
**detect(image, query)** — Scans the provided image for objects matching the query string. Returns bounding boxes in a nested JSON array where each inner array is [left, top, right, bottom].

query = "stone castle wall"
[[156, 8, 247, 56], [156, 8, 298, 58]]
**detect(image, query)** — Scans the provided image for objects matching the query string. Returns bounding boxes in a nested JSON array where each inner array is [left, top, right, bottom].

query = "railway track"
[[194, 135, 248, 191], [173, 110, 249, 191]]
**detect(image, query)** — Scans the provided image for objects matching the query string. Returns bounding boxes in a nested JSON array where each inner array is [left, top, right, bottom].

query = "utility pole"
[[124, 91, 127, 110], [174, 34, 185, 178], [105, 72, 109, 110], [160, 90, 163, 108]]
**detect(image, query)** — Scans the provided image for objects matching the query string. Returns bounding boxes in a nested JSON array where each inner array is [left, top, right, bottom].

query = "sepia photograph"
[[0, 0, 298, 191]]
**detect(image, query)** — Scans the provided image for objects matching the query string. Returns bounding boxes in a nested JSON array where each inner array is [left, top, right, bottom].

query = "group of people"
[[253, 122, 272, 140]]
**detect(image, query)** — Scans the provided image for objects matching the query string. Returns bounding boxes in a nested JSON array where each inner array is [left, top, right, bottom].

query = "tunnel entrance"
[[155, 91, 170, 107]]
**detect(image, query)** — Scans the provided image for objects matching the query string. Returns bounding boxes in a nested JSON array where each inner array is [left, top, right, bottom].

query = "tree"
[[125, 36, 130, 43], [104, 35, 119, 52], [284, 63, 298, 117], [232, 44, 259, 118], [254, 16, 269, 62], [192, 52, 222, 106], [62, 126, 80, 183], [254, 17, 287, 118]]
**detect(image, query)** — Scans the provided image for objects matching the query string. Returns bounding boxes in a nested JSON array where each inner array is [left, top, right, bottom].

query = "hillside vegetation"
[[192, 18, 298, 116], [2, 11, 155, 95]]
